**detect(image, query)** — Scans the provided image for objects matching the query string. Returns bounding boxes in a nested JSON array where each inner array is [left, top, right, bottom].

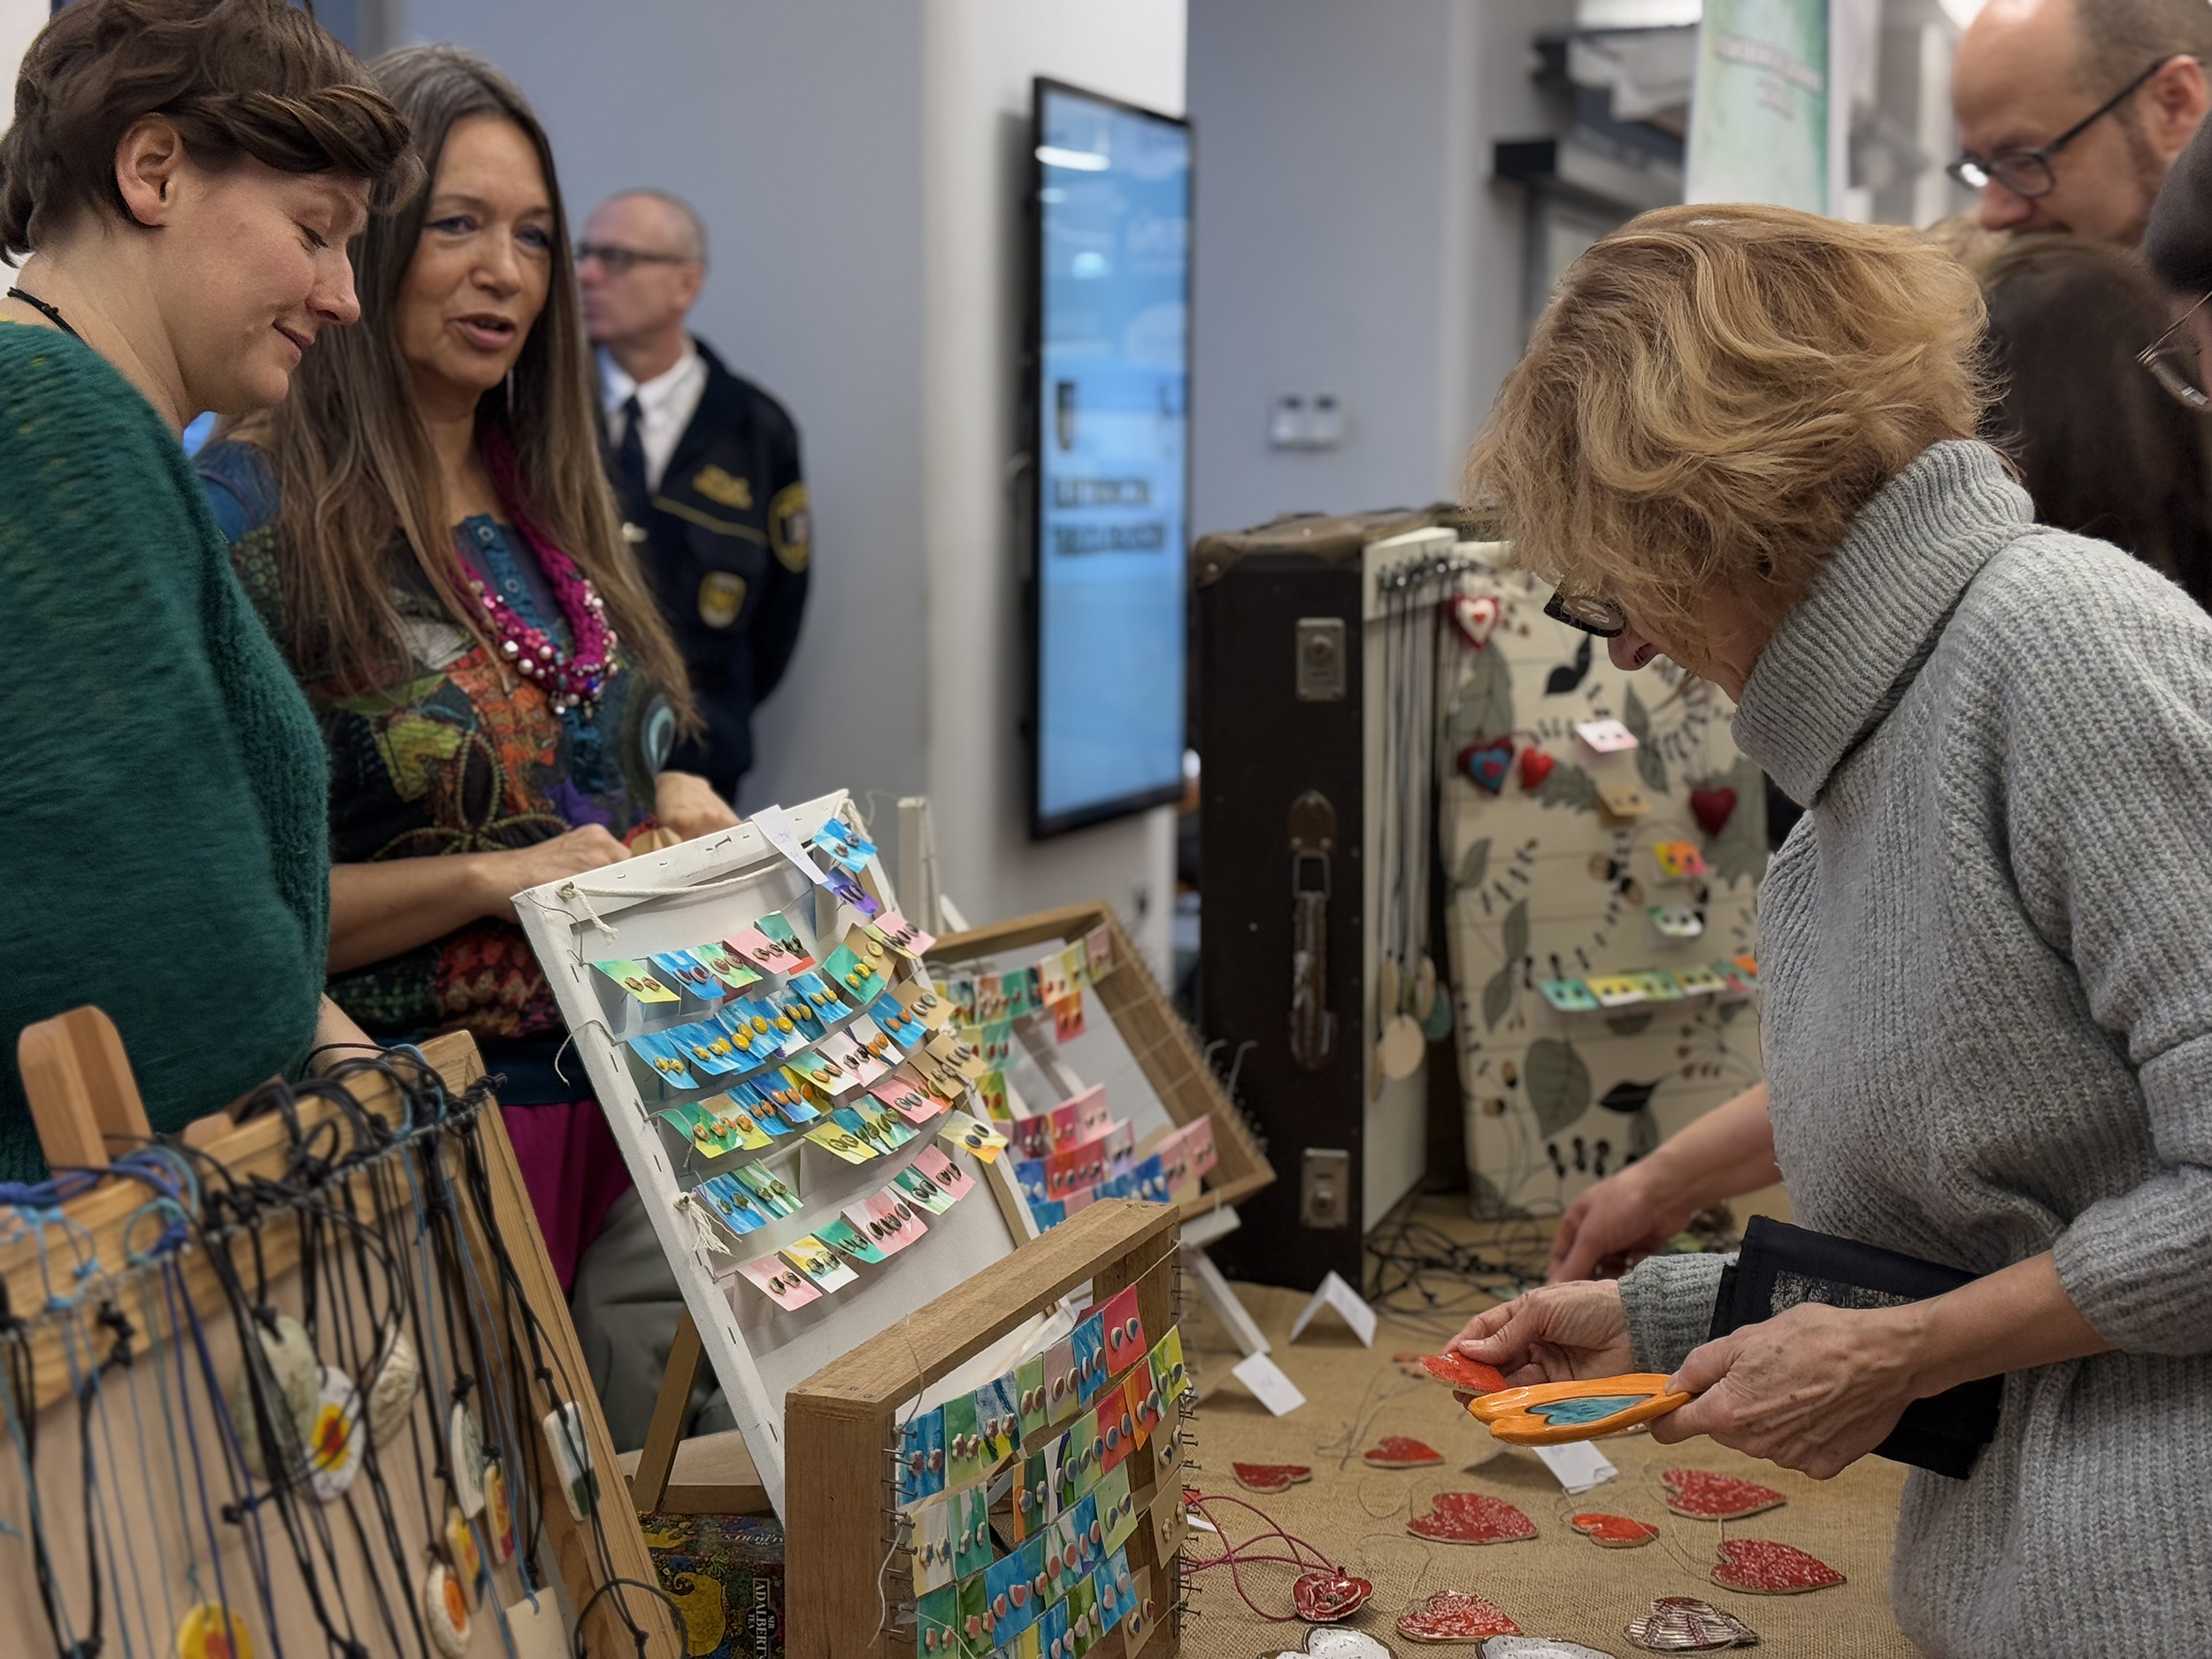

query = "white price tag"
[[1286, 1270, 1379, 1348], [1231, 1352, 1308, 1417], [502, 1592, 572, 1659], [752, 808, 833, 887], [1532, 1440, 1618, 1494]]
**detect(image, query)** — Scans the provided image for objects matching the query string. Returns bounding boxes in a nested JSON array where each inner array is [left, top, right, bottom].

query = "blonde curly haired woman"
[[1452, 204, 2212, 1653]]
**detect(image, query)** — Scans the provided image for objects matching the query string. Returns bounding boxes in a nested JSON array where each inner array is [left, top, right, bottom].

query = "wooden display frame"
[[786, 1197, 1186, 1659], [925, 902, 1273, 1221], [8, 1010, 682, 1659], [511, 790, 1048, 1519]]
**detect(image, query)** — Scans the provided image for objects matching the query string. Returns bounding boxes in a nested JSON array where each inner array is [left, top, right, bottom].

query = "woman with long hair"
[[196, 46, 736, 1309], [0, 0, 411, 1175]]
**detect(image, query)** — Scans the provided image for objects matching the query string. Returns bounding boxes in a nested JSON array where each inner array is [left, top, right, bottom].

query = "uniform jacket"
[[609, 337, 809, 795]]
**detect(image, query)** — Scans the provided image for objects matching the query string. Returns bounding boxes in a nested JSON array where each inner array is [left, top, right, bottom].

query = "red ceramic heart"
[[1518, 749, 1555, 791], [1419, 1352, 1507, 1395], [1406, 1493, 1536, 1544], [1688, 787, 1738, 838], [1457, 739, 1515, 796], [1570, 1511, 1659, 1548], [1233, 1462, 1313, 1494], [1395, 1589, 1521, 1642], [1363, 1436, 1444, 1470], [1448, 594, 1501, 649], [1623, 1595, 1759, 1652], [1291, 1570, 1371, 1624], [1709, 1538, 1846, 1595], [1660, 1468, 1785, 1521]]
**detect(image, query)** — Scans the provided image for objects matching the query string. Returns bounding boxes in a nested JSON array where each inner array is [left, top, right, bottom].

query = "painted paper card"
[[1017, 1356, 1050, 1442], [913, 1144, 974, 1202], [976, 1071, 1010, 1121], [1062, 943, 1091, 994], [1673, 963, 1730, 995], [591, 958, 677, 1004], [1148, 1326, 1188, 1399], [985, 1548, 1037, 1647], [753, 911, 818, 972], [1047, 1100, 1085, 1152], [804, 1120, 876, 1164], [1083, 925, 1113, 980], [849, 1191, 925, 1256], [1043, 1336, 1081, 1426], [1049, 992, 1087, 1043], [955, 1571, 991, 1659], [912, 1495, 954, 1594], [668, 1020, 745, 1076], [916, 1586, 956, 1654], [975, 1374, 1021, 1462], [1540, 978, 1601, 1013], [819, 1026, 889, 1087], [780, 1234, 857, 1293], [739, 1252, 819, 1312], [892, 1164, 957, 1215], [899, 975, 955, 1031], [1068, 1492, 1102, 1578], [759, 1073, 820, 1124], [826, 867, 879, 917], [1094, 1392, 1133, 1479], [1629, 970, 1686, 1002], [942, 973, 979, 1025], [1007, 1116, 1055, 1162], [815, 1215, 887, 1267], [1094, 1463, 1136, 1555], [786, 1048, 849, 1093], [789, 967, 853, 1025], [719, 999, 787, 1063], [939, 1111, 1009, 1163], [872, 1072, 943, 1126], [808, 813, 878, 872], [1000, 968, 1041, 1020], [626, 1031, 698, 1090], [688, 940, 763, 993], [1095, 1288, 1145, 1379], [823, 942, 887, 1006], [941, 1392, 984, 1489], [1064, 1577, 1097, 1655], [1034, 1597, 1070, 1658], [1071, 1314, 1107, 1407], [865, 992, 927, 1053], [694, 1176, 765, 1235], [733, 1162, 802, 1217], [841, 1014, 900, 1071], [899, 1411, 937, 1510], [872, 910, 937, 957], [1039, 950, 1074, 1004], [649, 949, 726, 1000], [726, 1080, 792, 1137], [1584, 974, 1647, 1009]]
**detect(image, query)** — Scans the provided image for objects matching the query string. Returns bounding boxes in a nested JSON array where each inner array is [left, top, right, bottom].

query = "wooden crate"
[[926, 902, 1273, 1218], [786, 1198, 1187, 1659]]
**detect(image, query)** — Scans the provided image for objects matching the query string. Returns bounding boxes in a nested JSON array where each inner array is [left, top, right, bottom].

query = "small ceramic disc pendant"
[[484, 1462, 516, 1563], [176, 1601, 256, 1659], [305, 1368, 363, 1502], [366, 1330, 420, 1448], [232, 1314, 321, 1480], [449, 1402, 487, 1517], [423, 1561, 471, 1658], [1379, 1014, 1425, 1080], [445, 1506, 483, 1603]]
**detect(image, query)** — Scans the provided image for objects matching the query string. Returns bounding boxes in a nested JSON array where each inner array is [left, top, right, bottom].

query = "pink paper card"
[[818, 1028, 887, 1088], [845, 1193, 926, 1256], [1083, 925, 1113, 979], [740, 1252, 821, 1310], [1073, 1087, 1112, 1143], [872, 910, 938, 958], [1096, 1286, 1146, 1379], [780, 1233, 859, 1293], [872, 1073, 944, 1126], [1575, 717, 1640, 754], [1047, 1144, 1106, 1201], [912, 1143, 974, 1202], [1094, 1392, 1133, 1478], [1048, 1101, 1084, 1153], [1007, 1116, 1054, 1161]]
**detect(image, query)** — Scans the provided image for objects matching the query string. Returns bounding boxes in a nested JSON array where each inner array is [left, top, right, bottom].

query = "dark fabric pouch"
[[1708, 1216, 2001, 1479]]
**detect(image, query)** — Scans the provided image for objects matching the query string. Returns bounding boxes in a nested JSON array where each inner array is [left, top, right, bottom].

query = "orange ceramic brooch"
[[1465, 1372, 1693, 1445]]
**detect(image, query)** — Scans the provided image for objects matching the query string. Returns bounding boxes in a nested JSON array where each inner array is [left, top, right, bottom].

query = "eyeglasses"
[[1946, 58, 2171, 198], [1545, 589, 1626, 638], [574, 242, 694, 275], [2139, 289, 2212, 411]]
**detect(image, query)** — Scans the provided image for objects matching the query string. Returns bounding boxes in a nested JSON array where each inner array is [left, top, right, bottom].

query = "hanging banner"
[[1685, 0, 1831, 211]]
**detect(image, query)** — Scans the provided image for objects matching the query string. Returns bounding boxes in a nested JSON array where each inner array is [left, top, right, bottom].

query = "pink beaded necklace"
[[472, 433, 619, 716]]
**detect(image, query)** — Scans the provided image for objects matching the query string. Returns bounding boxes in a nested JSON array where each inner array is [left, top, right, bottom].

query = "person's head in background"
[[1975, 233, 2212, 605], [578, 190, 705, 384], [0, 0, 412, 430], [2142, 98, 2212, 403], [1952, 0, 2212, 243]]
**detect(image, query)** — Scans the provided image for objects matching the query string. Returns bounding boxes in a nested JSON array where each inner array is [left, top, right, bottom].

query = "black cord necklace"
[[6, 287, 81, 339]]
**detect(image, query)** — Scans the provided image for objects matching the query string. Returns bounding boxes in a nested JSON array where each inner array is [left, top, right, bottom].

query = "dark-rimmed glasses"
[[1545, 589, 1626, 638], [2139, 289, 2212, 411], [1946, 58, 2170, 198], [575, 242, 694, 275]]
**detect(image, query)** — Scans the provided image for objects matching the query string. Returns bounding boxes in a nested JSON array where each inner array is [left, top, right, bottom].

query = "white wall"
[[1187, 0, 1573, 538], [918, 0, 1183, 972], [0, 0, 44, 135], [386, 0, 1178, 968]]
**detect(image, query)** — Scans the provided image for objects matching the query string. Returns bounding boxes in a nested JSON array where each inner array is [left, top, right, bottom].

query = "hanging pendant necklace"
[[5, 287, 81, 340]]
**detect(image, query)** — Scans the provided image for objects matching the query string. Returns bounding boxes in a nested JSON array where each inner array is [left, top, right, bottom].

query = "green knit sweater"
[[0, 324, 330, 1179]]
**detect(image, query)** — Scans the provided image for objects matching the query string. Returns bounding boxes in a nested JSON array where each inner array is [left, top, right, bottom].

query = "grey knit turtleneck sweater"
[[1617, 440, 2212, 1656]]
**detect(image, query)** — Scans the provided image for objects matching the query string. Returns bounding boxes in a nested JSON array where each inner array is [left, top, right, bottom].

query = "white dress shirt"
[[600, 341, 708, 495]]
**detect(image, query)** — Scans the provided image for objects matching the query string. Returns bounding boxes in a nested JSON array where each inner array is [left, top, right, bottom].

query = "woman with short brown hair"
[[0, 0, 411, 1173], [1455, 204, 2212, 1652]]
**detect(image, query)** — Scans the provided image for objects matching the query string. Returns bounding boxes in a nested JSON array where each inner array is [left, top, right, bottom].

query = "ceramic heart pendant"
[[1570, 1511, 1658, 1548], [1407, 1492, 1536, 1545], [1363, 1436, 1444, 1470], [1263, 1629, 1396, 1659], [1458, 738, 1515, 796], [1233, 1461, 1313, 1494], [1396, 1590, 1521, 1643], [1420, 1352, 1507, 1396], [1709, 1538, 1845, 1595], [1291, 1570, 1372, 1624], [1518, 749, 1555, 791], [1688, 787, 1738, 839], [1481, 1641, 1623, 1659], [1623, 1595, 1758, 1652], [1659, 1468, 1785, 1521], [1449, 594, 1501, 649]]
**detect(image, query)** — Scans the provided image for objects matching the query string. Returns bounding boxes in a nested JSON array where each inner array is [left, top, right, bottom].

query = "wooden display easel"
[[11, 1007, 683, 1659], [785, 1197, 1185, 1659]]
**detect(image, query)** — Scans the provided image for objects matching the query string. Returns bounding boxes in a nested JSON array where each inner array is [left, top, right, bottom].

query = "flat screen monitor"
[[1025, 78, 1192, 839]]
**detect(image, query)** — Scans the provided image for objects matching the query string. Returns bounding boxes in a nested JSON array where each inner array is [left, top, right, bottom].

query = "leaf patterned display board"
[[1439, 549, 1768, 1217]]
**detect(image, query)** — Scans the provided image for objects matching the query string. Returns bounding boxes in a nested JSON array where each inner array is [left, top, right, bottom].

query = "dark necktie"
[[615, 392, 649, 513]]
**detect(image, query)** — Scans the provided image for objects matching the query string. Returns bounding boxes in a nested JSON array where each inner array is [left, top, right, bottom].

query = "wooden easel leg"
[[631, 1308, 705, 1514]]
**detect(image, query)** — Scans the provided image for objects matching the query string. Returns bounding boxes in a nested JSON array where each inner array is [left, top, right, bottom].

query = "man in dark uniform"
[[579, 188, 810, 802]]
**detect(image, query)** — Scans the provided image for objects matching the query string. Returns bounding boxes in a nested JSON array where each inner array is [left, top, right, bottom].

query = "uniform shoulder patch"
[[692, 464, 754, 511], [770, 481, 811, 573]]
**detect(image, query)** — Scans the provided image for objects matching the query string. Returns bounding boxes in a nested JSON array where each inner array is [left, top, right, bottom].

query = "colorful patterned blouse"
[[198, 440, 675, 1072]]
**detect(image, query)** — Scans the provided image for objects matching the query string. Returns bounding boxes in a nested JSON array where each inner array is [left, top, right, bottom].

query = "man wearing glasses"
[[579, 189, 811, 805], [1950, 0, 2212, 246]]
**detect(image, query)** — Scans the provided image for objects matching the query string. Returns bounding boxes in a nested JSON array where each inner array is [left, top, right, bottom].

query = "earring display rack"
[[785, 1195, 1187, 1659], [3, 1007, 682, 1659], [511, 790, 1053, 1522]]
